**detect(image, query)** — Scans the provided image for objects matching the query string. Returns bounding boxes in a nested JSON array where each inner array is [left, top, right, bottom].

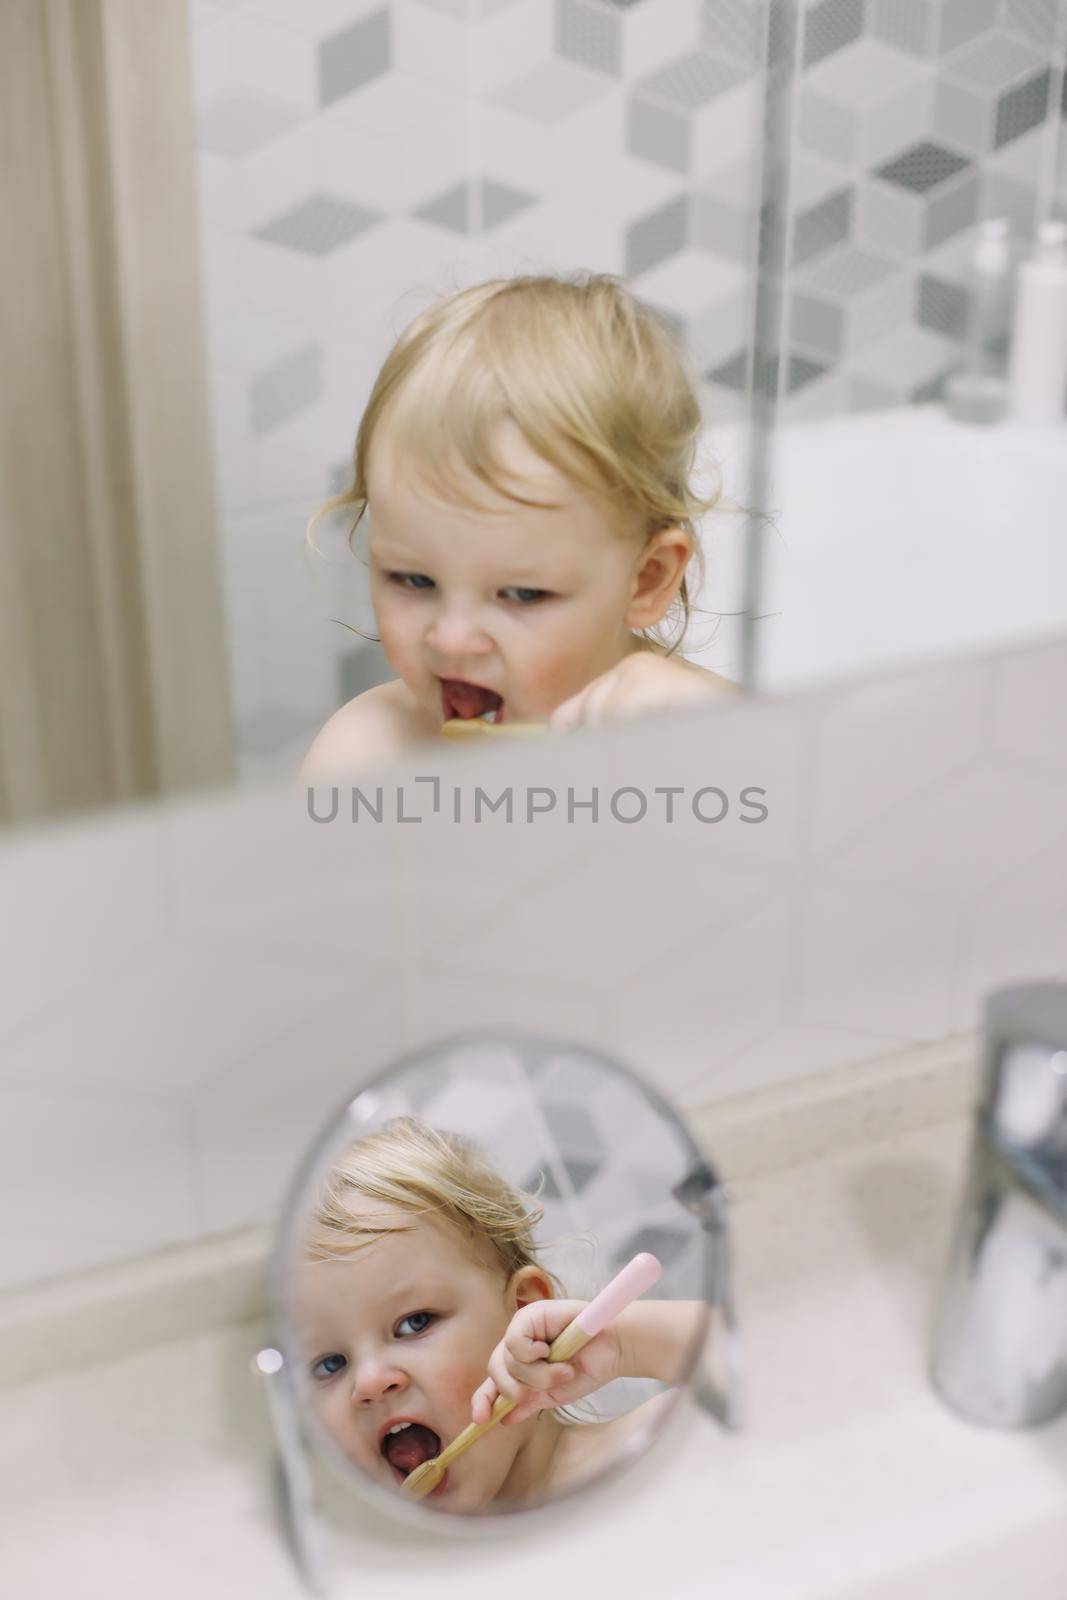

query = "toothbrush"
[[402, 1251, 662, 1500], [440, 717, 547, 742]]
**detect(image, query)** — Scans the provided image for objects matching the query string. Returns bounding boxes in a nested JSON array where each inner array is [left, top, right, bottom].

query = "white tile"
[[990, 637, 1067, 779], [798, 882, 958, 1039], [427, 834, 782, 989], [241, 0, 386, 38], [396, 970, 609, 1062], [827, 763, 1067, 895], [602, 896, 795, 1102], [0, 934, 366, 1096], [950, 826, 1067, 1030], [189, 10, 318, 115], [808, 661, 992, 858], [0, 808, 168, 1048], [0, 1086, 196, 1288], [155, 776, 404, 917], [806, 38, 924, 108], [187, 986, 414, 1233]]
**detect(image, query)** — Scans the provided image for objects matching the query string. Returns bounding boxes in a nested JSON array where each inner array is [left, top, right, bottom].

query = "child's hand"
[[548, 652, 739, 732], [471, 1299, 625, 1426]]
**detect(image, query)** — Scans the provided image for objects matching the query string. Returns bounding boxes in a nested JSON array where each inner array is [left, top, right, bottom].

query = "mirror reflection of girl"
[[300, 273, 738, 776], [294, 1116, 707, 1516]]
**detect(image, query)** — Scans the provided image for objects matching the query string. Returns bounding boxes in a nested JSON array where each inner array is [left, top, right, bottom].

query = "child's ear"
[[625, 526, 693, 630], [507, 1264, 555, 1311]]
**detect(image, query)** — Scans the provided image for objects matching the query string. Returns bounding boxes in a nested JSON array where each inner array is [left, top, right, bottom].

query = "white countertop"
[[3, 1048, 1065, 1599]]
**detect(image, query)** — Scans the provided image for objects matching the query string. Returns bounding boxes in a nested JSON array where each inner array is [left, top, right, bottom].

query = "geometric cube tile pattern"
[[186, 0, 1067, 770]]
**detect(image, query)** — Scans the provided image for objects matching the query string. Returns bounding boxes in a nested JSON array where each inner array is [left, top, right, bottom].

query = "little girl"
[[295, 1115, 706, 1515], [300, 271, 737, 776]]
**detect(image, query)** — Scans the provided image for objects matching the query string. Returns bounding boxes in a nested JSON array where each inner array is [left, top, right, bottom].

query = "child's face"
[[366, 420, 670, 726], [295, 1207, 545, 1515]]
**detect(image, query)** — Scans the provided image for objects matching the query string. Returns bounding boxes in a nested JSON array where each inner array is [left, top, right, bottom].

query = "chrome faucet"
[[931, 982, 1067, 1428]]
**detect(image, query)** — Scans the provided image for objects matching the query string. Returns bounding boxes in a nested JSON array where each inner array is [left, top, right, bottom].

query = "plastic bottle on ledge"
[[1008, 220, 1067, 425], [945, 218, 1012, 425]]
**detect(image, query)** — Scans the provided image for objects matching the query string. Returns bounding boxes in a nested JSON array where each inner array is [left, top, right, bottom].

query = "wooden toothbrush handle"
[[435, 1321, 594, 1472]]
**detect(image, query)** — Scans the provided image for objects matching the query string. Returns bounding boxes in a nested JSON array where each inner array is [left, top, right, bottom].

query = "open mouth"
[[439, 678, 506, 726], [379, 1419, 447, 1494]]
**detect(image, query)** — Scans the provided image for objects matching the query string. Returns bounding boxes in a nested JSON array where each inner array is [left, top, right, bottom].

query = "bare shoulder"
[[299, 681, 431, 780]]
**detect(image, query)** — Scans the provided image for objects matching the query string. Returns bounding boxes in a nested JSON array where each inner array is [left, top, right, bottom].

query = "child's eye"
[[395, 1310, 436, 1337], [501, 587, 552, 604], [387, 572, 434, 591], [311, 1352, 348, 1380]]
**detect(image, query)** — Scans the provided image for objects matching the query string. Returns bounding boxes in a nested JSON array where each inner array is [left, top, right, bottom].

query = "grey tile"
[[858, 179, 925, 254], [414, 177, 538, 233], [1002, 0, 1061, 51], [924, 169, 979, 247], [799, 242, 897, 297], [556, 0, 623, 76], [789, 290, 844, 359], [690, 287, 753, 367], [624, 193, 689, 277], [197, 94, 301, 159], [700, 0, 765, 65], [491, 60, 617, 122], [787, 352, 830, 392], [522, 1165, 563, 1201], [541, 1100, 605, 1156], [916, 272, 969, 339], [626, 93, 689, 173], [803, 0, 864, 71], [695, 191, 755, 263], [849, 322, 959, 391], [872, 0, 998, 57], [638, 48, 752, 110], [708, 349, 750, 391], [932, 79, 989, 157], [847, 374, 899, 410], [874, 140, 971, 194], [253, 193, 380, 256], [981, 170, 1039, 235], [994, 69, 1052, 150], [562, 1154, 602, 1193], [792, 186, 853, 266], [249, 342, 323, 435], [938, 0, 997, 54], [872, 0, 935, 57], [845, 271, 913, 348], [911, 366, 954, 403], [612, 1224, 690, 1269], [319, 8, 390, 108]]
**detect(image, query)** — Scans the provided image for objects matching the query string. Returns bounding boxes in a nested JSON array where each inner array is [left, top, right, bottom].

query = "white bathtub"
[[689, 406, 1067, 692]]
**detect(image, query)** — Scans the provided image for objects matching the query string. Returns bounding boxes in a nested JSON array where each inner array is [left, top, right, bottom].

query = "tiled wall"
[[187, 1, 1067, 782], [2, 627, 1066, 1293], [187, 0, 766, 780], [767, 0, 1067, 422]]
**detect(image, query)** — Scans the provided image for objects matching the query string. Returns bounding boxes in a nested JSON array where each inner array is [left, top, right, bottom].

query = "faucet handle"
[[982, 983, 1067, 1150]]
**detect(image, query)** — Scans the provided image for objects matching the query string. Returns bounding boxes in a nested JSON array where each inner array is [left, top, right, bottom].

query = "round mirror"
[[260, 1031, 739, 1557]]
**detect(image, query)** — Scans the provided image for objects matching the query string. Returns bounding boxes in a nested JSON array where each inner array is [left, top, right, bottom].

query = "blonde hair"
[[306, 1115, 563, 1296], [308, 270, 725, 656]]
